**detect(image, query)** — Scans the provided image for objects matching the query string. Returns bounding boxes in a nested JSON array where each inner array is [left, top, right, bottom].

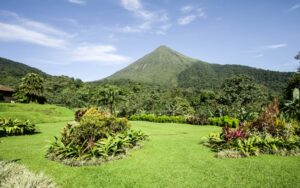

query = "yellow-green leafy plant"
[[46, 108, 147, 166]]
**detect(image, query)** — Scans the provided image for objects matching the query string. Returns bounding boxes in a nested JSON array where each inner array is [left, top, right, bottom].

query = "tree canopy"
[[14, 73, 45, 103]]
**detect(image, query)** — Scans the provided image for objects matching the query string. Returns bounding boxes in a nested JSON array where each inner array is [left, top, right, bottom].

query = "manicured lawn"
[[0, 103, 74, 123], [0, 121, 299, 187]]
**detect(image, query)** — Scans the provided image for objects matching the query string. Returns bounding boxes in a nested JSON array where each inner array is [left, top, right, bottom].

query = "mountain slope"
[[0, 57, 48, 88], [178, 63, 292, 92], [106, 45, 204, 86], [106, 45, 293, 93]]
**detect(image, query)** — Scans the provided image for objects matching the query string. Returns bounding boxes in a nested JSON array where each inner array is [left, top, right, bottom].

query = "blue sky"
[[0, 0, 299, 81]]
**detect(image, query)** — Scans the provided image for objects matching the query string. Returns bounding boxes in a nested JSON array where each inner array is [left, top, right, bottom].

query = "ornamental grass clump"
[[0, 118, 37, 136], [204, 99, 300, 158], [0, 161, 56, 188], [46, 108, 148, 166]]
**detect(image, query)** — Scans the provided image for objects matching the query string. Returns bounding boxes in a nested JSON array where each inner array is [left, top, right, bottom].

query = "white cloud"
[[0, 10, 67, 36], [0, 11, 69, 48], [177, 7, 206, 26], [0, 22, 67, 48], [178, 15, 197, 25], [155, 30, 166, 35], [264, 43, 288, 49], [121, 0, 142, 11], [121, 0, 153, 20], [246, 43, 288, 59], [181, 5, 194, 13], [121, 25, 142, 33], [119, 0, 170, 34], [288, 4, 300, 12], [196, 8, 206, 17], [253, 54, 264, 58], [160, 24, 172, 31], [69, 44, 130, 63], [0, 11, 130, 64], [67, 0, 86, 5]]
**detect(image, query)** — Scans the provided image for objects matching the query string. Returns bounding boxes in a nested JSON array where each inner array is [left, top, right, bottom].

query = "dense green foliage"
[[204, 100, 300, 157], [129, 114, 211, 125], [0, 46, 293, 112], [0, 121, 299, 187], [285, 73, 300, 99], [46, 108, 147, 166], [0, 161, 56, 188], [178, 63, 292, 94], [129, 114, 186, 124], [14, 73, 46, 103], [0, 118, 37, 136], [97, 85, 126, 115], [283, 72, 300, 121], [43, 75, 84, 107], [208, 116, 239, 128]]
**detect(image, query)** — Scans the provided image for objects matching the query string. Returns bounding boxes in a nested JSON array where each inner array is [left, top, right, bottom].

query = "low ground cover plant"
[[203, 99, 300, 158], [208, 116, 239, 128], [129, 114, 186, 124], [46, 108, 148, 166], [0, 118, 37, 136], [129, 114, 211, 125], [0, 160, 56, 188]]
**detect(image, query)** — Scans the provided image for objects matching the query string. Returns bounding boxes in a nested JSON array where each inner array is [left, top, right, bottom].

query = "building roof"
[[0, 85, 15, 92]]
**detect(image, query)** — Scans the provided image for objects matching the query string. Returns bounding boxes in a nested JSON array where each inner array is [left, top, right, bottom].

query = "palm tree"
[[98, 85, 125, 115]]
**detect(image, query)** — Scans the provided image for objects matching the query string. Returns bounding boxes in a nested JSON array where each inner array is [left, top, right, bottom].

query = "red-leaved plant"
[[222, 126, 248, 142]]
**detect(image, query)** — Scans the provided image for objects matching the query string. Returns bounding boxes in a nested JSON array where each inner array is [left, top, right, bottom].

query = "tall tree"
[[221, 75, 268, 108], [98, 85, 126, 115], [285, 52, 300, 99], [15, 73, 45, 103]]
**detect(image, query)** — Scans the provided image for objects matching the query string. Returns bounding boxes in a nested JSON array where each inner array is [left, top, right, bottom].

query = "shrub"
[[74, 108, 87, 122], [250, 99, 280, 134], [0, 118, 37, 136], [47, 108, 147, 166], [250, 99, 296, 138], [235, 108, 259, 122], [186, 116, 209, 125], [80, 108, 130, 134], [203, 99, 300, 158], [129, 114, 186, 124], [209, 116, 239, 128], [0, 160, 56, 188]]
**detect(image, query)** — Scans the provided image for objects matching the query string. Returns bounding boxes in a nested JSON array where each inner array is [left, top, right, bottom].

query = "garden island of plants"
[[0, 1, 300, 187]]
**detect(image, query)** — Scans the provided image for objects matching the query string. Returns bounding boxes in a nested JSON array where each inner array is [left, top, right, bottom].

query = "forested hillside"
[[0, 57, 47, 88], [178, 63, 292, 93]]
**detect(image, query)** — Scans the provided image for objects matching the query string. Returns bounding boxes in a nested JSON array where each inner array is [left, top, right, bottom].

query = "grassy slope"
[[0, 121, 299, 188], [0, 103, 74, 123]]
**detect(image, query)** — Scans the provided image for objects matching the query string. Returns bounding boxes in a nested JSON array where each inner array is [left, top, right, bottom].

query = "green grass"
[[0, 121, 299, 187], [0, 103, 74, 123]]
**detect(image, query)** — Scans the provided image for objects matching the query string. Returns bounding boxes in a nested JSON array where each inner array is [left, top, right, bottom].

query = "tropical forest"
[[0, 0, 299, 188]]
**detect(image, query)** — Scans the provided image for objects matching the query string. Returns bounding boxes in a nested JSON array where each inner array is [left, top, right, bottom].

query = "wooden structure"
[[0, 85, 15, 102]]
